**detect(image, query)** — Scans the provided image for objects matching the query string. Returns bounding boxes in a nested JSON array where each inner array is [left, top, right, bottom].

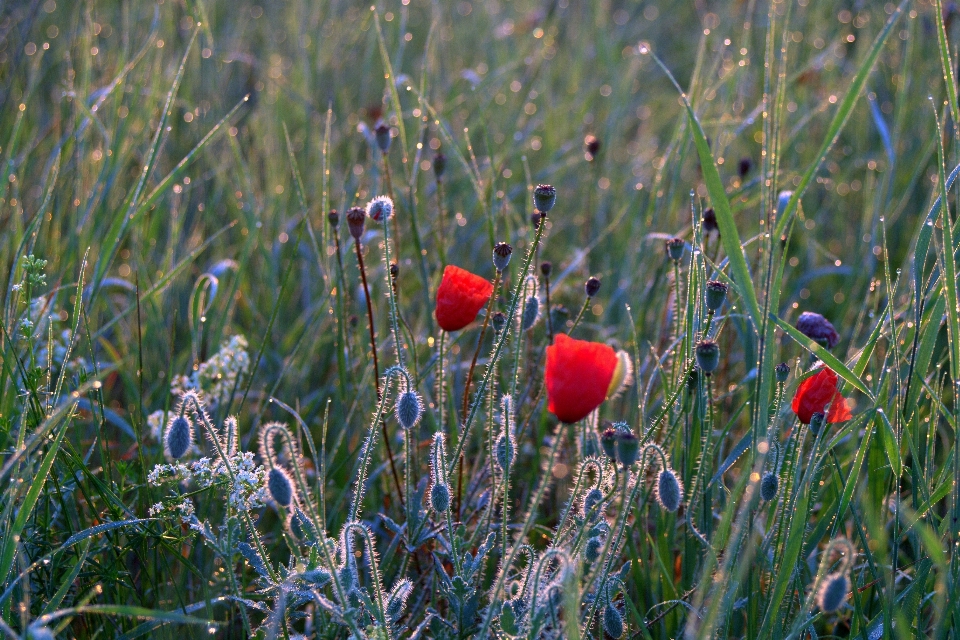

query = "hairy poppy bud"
[[775, 362, 790, 383], [492, 311, 507, 334], [430, 482, 451, 513], [165, 415, 193, 460], [603, 604, 624, 639], [583, 487, 604, 521], [702, 207, 718, 233], [346, 207, 366, 241], [433, 153, 447, 178], [521, 295, 540, 330], [496, 434, 515, 473], [585, 276, 601, 298], [616, 431, 639, 467], [695, 340, 720, 375], [534, 184, 557, 213], [600, 428, 618, 460], [540, 261, 552, 277], [267, 467, 295, 507], [395, 391, 423, 430], [656, 468, 683, 512], [705, 280, 727, 311], [375, 123, 391, 153], [327, 209, 340, 228], [816, 572, 850, 613], [585, 536, 603, 562], [366, 195, 393, 222], [584, 134, 601, 160], [493, 242, 513, 272], [738, 156, 753, 178], [809, 411, 826, 435], [796, 311, 840, 349], [666, 237, 685, 262], [760, 471, 779, 501]]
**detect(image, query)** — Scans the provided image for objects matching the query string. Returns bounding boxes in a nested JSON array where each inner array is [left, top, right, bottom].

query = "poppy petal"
[[435, 265, 494, 332], [545, 334, 618, 423]]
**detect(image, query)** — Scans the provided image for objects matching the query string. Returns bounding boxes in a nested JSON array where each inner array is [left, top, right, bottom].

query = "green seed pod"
[[760, 471, 779, 501], [666, 237, 685, 262], [533, 184, 557, 213], [600, 428, 618, 461], [775, 362, 790, 383], [164, 415, 193, 460], [493, 242, 513, 272], [705, 280, 728, 311], [615, 431, 639, 467], [327, 209, 340, 228], [656, 468, 683, 512], [346, 206, 366, 241], [585, 276, 601, 298], [810, 411, 826, 435], [695, 340, 720, 375], [492, 311, 508, 334]]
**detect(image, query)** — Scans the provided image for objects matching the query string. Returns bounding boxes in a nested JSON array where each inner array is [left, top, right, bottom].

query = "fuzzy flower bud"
[[493, 242, 513, 272], [656, 468, 683, 512], [615, 431, 639, 467], [496, 434, 515, 473], [666, 237, 685, 262], [164, 415, 193, 460], [603, 604, 624, 639], [346, 207, 366, 241], [375, 123, 391, 153], [705, 280, 728, 312], [430, 482, 451, 513], [533, 184, 557, 213], [492, 311, 507, 334], [583, 487, 604, 522], [775, 362, 790, 383], [585, 276, 601, 298], [695, 340, 720, 375], [366, 195, 393, 222], [760, 471, 779, 501], [267, 467, 295, 507], [809, 411, 826, 435], [521, 295, 540, 331], [816, 572, 850, 613], [395, 390, 423, 430], [585, 536, 603, 562]]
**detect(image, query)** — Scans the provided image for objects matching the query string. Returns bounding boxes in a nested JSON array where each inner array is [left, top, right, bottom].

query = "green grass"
[[1, 0, 959, 637]]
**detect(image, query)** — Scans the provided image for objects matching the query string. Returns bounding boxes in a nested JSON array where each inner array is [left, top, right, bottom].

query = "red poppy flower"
[[791, 366, 852, 424], [545, 334, 620, 423], [435, 265, 494, 332]]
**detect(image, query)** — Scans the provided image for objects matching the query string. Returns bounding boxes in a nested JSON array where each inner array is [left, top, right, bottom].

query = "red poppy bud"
[[545, 334, 619, 423], [791, 366, 852, 425], [435, 265, 494, 332]]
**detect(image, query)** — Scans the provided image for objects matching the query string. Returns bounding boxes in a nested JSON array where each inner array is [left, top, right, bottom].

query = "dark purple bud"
[[796, 311, 840, 349]]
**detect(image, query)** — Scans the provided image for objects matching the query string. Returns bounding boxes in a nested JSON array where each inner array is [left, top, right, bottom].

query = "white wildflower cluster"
[[148, 498, 195, 524], [147, 452, 267, 512], [146, 410, 166, 441], [171, 335, 250, 409]]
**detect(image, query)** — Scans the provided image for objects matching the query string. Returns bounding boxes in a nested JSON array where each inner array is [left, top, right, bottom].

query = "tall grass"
[[1, 0, 958, 637]]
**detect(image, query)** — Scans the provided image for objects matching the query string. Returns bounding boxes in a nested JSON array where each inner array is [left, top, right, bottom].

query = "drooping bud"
[[695, 340, 720, 375], [809, 411, 826, 435], [433, 153, 447, 178], [584, 134, 601, 160], [493, 242, 513, 272], [492, 311, 507, 334], [533, 184, 557, 213], [603, 604, 624, 639], [775, 362, 790, 383], [346, 207, 366, 241], [583, 487, 604, 522], [702, 207, 718, 233], [430, 482, 451, 513], [327, 209, 340, 228], [395, 391, 423, 430], [796, 311, 840, 349], [656, 468, 683, 512], [705, 280, 728, 312], [816, 572, 850, 613], [521, 295, 540, 330], [375, 123, 392, 153], [386, 578, 412, 621], [267, 466, 295, 507], [366, 195, 394, 222], [585, 536, 603, 562], [164, 415, 193, 460], [585, 276, 601, 298], [600, 428, 618, 461], [496, 434, 515, 473], [760, 471, 779, 501], [615, 431, 639, 467], [666, 237, 685, 262]]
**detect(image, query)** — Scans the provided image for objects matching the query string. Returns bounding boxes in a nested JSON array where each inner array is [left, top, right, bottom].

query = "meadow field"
[[2, 0, 959, 637]]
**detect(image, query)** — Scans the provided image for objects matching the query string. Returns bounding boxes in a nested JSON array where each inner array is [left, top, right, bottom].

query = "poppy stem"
[[458, 269, 502, 511], [569, 296, 592, 335], [544, 270, 554, 343], [354, 239, 405, 506], [437, 331, 446, 432]]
